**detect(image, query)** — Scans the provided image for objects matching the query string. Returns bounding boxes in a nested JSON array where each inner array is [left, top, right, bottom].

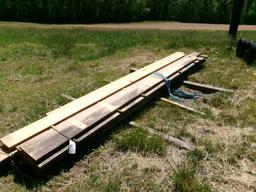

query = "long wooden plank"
[[160, 98, 205, 115], [129, 121, 195, 150], [53, 103, 114, 139], [29, 54, 198, 141], [71, 59, 205, 146], [47, 55, 198, 119], [22, 57, 206, 170], [40, 62, 198, 169], [182, 80, 234, 93], [0, 150, 9, 163], [18, 55, 201, 164], [38, 112, 121, 169], [1, 52, 187, 149], [18, 129, 68, 162]]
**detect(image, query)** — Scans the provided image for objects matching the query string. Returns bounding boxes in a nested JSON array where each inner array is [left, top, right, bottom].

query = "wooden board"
[[1, 52, 186, 149], [161, 98, 205, 115], [17, 55, 202, 165], [53, 103, 114, 139], [129, 121, 195, 150], [48, 54, 198, 119], [0, 149, 9, 163], [38, 112, 121, 169], [182, 80, 233, 93], [19, 56, 206, 170], [18, 129, 68, 162]]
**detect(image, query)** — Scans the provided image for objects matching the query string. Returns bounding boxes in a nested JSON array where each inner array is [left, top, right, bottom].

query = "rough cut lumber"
[[1, 52, 186, 149], [0, 52, 207, 172], [39, 97, 148, 169], [182, 80, 233, 93], [18, 129, 68, 162], [160, 98, 205, 115], [129, 121, 195, 150], [17, 54, 199, 165]]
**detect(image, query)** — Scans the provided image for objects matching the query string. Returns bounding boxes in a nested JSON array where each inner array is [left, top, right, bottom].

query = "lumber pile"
[[0, 52, 207, 173]]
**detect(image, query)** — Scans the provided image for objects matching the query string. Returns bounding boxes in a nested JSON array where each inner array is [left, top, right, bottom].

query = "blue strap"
[[172, 89, 201, 99], [152, 72, 202, 101], [152, 72, 181, 101]]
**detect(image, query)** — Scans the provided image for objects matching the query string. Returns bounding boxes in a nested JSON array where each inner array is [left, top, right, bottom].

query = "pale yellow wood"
[[1, 52, 188, 149], [160, 98, 205, 115], [0, 152, 8, 162], [0, 148, 17, 163]]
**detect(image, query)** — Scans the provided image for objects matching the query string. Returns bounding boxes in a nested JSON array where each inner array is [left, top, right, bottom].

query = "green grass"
[[187, 148, 206, 167], [0, 103, 3, 113], [231, 133, 256, 162], [0, 23, 256, 191], [172, 165, 212, 192], [113, 127, 167, 155]]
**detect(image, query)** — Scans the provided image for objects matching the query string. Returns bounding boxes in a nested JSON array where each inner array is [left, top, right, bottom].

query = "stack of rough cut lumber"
[[0, 52, 207, 173]]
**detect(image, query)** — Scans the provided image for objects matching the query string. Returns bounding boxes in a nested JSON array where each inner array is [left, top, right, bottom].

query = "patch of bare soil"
[[82, 22, 256, 31]]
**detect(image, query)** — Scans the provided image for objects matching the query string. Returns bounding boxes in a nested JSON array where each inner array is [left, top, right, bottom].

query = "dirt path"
[[81, 22, 256, 31], [1, 21, 256, 31]]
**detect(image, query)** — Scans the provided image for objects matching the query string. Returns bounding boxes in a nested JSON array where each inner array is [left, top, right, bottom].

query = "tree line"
[[0, 0, 255, 24]]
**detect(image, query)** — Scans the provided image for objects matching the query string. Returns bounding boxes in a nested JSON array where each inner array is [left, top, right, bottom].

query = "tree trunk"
[[229, 0, 245, 38], [162, 0, 170, 20]]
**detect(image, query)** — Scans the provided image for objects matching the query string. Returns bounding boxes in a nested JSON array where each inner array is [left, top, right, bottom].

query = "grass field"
[[0, 25, 255, 191]]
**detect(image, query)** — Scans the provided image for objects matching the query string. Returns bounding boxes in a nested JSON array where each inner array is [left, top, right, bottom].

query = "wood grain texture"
[[1, 52, 186, 149], [18, 129, 68, 162], [160, 98, 205, 115], [19, 55, 206, 170], [182, 80, 233, 93], [17, 54, 200, 164]]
